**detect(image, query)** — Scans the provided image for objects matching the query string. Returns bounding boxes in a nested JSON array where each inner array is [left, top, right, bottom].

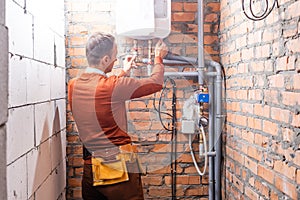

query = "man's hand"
[[155, 40, 168, 59], [122, 55, 137, 74]]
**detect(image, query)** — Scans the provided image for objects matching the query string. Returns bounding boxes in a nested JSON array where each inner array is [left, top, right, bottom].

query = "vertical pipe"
[[213, 62, 223, 200], [208, 67, 215, 200], [198, 0, 205, 85]]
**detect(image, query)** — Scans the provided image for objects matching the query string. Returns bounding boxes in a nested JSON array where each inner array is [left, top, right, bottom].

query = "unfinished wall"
[[0, 0, 8, 199], [65, 0, 220, 199], [6, 0, 66, 199], [220, 0, 300, 199]]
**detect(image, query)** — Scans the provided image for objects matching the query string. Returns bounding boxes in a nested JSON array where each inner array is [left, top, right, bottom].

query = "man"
[[68, 32, 168, 200]]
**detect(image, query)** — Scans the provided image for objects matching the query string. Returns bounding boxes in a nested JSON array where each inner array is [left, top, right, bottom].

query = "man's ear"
[[101, 55, 110, 65]]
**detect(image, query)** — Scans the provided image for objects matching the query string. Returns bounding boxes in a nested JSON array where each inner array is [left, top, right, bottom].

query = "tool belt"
[[91, 143, 140, 186]]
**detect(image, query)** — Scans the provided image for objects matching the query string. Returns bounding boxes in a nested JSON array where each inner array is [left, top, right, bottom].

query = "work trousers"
[[82, 160, 144, 200]]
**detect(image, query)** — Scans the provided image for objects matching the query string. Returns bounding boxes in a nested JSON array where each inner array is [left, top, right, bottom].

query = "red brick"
[[270, 107, 290, 123], [286, 1, 300, 19], [165, 175, 200, 185], [247, 145, 262, 161], [264, 90, 279, 104], [245, 186, 259, 200], [292, 113, 300, 127], [268, 74, 285, 88], [72, 188, 82, 198], [235, 114, 247, 126], [185, 185, 208, 196], [254, 133, 268, 147], [232, 176, 244, 193], [67, 135, 80, 143], [258, 164, 274, 184], [248, 117, 262, 130], [263, 120, 279, 136], [172, 2, 183, 12], [233, 149, 244, 165], [132, 121, 151, 130], [68, 25, 88, 34], [204, 35, 218, 45], [67, 47, 85, 56], [142, 176, 163, 186], [68, 156, 83, 166], [207, 2, 220, 12], [236, 89, 248, 100], [68, 178, 81, 187], [297, 169, 300, 184], [172, 12, 195, 22], [282, 91, 300, 106], [274, 175, 297, 199], [205, 13, 218, 23], [71, 58, 88, 67], [254, 179, 269, 198], [274, 160, 296, 180], [148, 186, 172, 197], [241, 48, 254, 61], [183, 3, 197, 12]]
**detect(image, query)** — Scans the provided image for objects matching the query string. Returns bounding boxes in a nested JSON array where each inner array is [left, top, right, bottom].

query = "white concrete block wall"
[[0, 17, 8, 126], [6, 0, 33, 58], [8, 57, 28, 107], [34, 101, 55, 145], [6, 0, 66, 199], [7, 106, 35, 164], [0, 0, 8, 198], [7, 156, 27, 200]]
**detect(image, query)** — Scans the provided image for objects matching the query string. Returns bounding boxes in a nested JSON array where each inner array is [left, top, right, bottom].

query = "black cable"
[[242, 0, 279, 21], [169, 78, 177, 200], [153, 79, 173, 131], [153, 77, 177, 199]]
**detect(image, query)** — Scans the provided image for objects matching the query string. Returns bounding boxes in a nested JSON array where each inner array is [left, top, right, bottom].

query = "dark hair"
[[86, 32, 115, 66]]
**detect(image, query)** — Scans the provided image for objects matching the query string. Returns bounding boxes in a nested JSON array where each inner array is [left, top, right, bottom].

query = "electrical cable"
[[188, 124, 208, 176], [169, 78, 177, 200], [242, 0, 279, 21], [153, 79, 173, 131], [154, 77, 177, 200]]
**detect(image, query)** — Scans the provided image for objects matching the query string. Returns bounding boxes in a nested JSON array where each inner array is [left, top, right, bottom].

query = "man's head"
[[86, 32, 117, 73]]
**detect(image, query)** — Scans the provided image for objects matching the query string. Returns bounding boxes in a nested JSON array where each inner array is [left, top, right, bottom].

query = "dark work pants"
[[82, 160, 144, 200]]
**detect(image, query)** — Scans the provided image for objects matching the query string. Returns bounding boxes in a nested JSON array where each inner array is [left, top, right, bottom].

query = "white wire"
[[188, 125, 208, 176]]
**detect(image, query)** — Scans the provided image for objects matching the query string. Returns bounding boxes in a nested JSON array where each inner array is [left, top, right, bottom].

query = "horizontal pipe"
[[164, 71, 198, 77]]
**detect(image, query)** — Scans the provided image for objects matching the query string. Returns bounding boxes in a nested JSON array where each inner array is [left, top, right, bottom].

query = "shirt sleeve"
[[112, 57, 164, 101]]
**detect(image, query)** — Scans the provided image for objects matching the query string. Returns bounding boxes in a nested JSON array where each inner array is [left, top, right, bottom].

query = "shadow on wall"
[[31, 107, 66, 199]]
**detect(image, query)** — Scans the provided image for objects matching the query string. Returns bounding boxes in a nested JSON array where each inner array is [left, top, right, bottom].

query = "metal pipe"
[[198, 0, 205, 85], [208, 65, 215, 200], [165, 52, 197, 65], [207, 60, 223, 200], [164, 71, 198, 77], [141, 58, 192, 65]]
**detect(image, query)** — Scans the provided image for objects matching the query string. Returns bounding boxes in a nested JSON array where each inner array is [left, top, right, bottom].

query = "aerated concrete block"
[[6, 0, 33, 57], [27, 140, 52, 198], [26, 61, 51, 104], [7, 156, 27, 200], [8, 57, 27, 108], [34, 101, 55, 146], [0, 127, 7, 200], [0, 25, 8, 125], [0, 0, 4, 25], [7, 106, 34, 164]]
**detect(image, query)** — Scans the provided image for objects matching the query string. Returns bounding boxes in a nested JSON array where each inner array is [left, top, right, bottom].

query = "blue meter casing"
[[195, 93, 209, 103]]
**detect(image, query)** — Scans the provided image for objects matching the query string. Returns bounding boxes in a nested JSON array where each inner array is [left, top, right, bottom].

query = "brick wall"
[[66, 0, 220, 199], [0, 0, 8, 199], [6, 0, 66, 199], [220, 0, 300, 199]]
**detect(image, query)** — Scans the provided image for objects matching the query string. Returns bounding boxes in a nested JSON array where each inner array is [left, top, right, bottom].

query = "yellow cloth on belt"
[[92, 154, 129, 186], [91, 144, 141, 186]]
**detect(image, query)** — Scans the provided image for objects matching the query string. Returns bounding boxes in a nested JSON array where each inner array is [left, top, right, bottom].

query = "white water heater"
[[116, 0, 171, 40]]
